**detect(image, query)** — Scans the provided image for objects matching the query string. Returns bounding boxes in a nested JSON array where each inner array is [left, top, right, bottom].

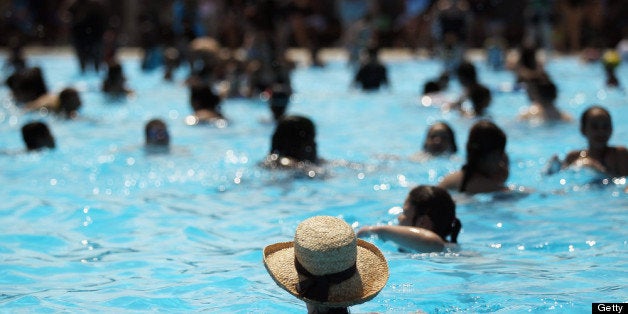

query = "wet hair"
[[58, 88, 82, 117], [21, 121, 55, 151], [145, 119, 170, 146], [103, 62, 126, 93], [6, 67, 48, 103], [460, 120, 507, 192], [456, 61, 477, 87], [190, 83, 221, 113], [580, 105, 612, 133], [405, 185, 462, 243], [527, 78, 557, 104], [422, 80, 440, 95], [271, 115, 318, 163], [468, 84, 491, 115], [423, 121, 457, 153]]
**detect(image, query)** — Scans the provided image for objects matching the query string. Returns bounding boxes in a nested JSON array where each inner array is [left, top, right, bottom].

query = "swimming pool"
[[0, 51, 626, 313]]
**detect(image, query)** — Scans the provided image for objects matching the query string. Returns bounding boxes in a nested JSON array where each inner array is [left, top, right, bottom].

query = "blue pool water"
[[0, 52, 626, 313]]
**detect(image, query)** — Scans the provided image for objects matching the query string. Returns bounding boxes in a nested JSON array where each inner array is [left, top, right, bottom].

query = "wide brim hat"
[[263, 216, 389, 308]]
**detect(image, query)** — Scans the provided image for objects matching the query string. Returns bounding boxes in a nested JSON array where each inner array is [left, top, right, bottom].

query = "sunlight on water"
[[0, 54, 626, 313]]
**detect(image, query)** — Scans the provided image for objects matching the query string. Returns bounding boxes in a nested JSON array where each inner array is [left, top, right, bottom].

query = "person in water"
[[411, 121, 457, 162], [262, 115, 320, 169], [548, 106, 628, 176], [25, 87, 83, 119], [21, 121, 55, 151], [6, 66, 48, 104], [439, 120, 510, 194], [144, 118, 170, 154], [518, 78, 572, 123], [102, 61, 134, 96], [186, 82, 226, 125], [264, 216, 389, 314], [352, 47, 389, 91], [357, 185, 462, 252]]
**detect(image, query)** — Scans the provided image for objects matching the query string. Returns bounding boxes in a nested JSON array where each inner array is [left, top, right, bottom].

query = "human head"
[[468, 84, 491, 115], [580, 105, 612, 150], [271, 115, 318, 163], [21, 121, 55, 151], [263, 216, 389, 309], [58, 88, 82, 118], [462, 120, 509, 191], [398, 185, 461, 243], [423, 121, 457, 155], [456, 61, 477, 88], [6, 67, 48, 103], [106, 62, 124, 82], [145, 118, 170, 147], [190, 83, 221, 112], [422, 80, 440, 95]]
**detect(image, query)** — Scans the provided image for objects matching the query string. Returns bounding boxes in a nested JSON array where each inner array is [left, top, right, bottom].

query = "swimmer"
[[25, 87, 82, 119], [446, 83, 491, 117], [144, 119, 170, 154], [264, 216, 388, 313], [102, 61, 134, 96], [518, 78, 572, 123], [186, 82, 227, 126], [357, 185, 462, 252], [439, 120, 510, 194], [261, 115, 321, 172], [411, 122, 457, 162], [6, 66, 48, 104], [352, 47, 389, 91], [419, 72, 451, 107], [21, 121, 55, 151], [601, 50, 621, 88], [547, 106, 628, 176]]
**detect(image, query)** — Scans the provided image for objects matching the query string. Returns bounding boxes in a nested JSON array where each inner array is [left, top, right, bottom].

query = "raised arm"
[[358, 225, 446, 252]]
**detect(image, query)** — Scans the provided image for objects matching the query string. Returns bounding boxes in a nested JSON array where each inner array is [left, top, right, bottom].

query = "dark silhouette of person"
[[6, 67, 48, 104], [353, 48, 389, 91], [263, 115, 319, 169], [21, 121, 55, 151], [68, 0, 108, 73]]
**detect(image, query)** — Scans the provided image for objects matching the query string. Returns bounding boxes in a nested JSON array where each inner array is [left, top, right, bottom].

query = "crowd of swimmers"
[[3, 5, 628, 314]]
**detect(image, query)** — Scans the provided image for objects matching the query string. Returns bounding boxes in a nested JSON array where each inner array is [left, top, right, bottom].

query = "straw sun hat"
[[263, 216, 389, 308]]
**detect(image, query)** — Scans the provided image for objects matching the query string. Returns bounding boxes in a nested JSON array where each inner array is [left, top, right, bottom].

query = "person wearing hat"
[[263, 216, 389, 313]]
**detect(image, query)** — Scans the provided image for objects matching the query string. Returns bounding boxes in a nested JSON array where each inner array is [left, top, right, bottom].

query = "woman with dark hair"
[[439, 120, 510, 194], [263, 115, 319, 168], [547, 106, 628, 176], [423, 122, 457, 156], [411, 121, 458, 162], [358, 185, 462, 252], [102, 61, 134, 96], [186, 82, 226, 125]]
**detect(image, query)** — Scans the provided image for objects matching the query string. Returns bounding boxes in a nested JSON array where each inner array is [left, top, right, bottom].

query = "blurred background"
[[1, 0, 626, 54]]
